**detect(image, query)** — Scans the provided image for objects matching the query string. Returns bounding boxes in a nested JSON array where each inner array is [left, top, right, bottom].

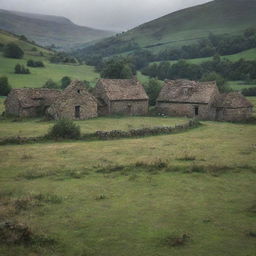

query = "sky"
[[0, 0, 212, 31]]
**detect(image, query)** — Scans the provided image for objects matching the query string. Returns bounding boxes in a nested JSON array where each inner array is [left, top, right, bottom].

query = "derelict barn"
[[214, 92, 253, 122], [47, 80, 98, 120], [93, 78, 149, 116], [4, 88, 61, 117], [156, 79, 253, 122], [156, 80, 219, 120]]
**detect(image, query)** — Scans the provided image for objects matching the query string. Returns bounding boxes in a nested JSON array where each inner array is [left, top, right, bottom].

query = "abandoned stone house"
[[47, 80, 98, 120], [156, 80, 219, 120], [214, 92, 253, 122], [4, 88, 61, 117], [156, 79, 253, 121], [93, 78, 149, 116]]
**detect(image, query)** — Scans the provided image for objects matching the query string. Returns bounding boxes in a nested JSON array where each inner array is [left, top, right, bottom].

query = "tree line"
[[74, 27, 256, 70]]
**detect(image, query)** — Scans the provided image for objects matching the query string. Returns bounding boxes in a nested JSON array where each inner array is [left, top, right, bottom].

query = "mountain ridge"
[[0, 9, 114, 50]]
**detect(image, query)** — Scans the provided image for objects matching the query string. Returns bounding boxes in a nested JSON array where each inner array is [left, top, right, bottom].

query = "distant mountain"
[[78, 0, 256, 57], [0, 9, 114, 50]]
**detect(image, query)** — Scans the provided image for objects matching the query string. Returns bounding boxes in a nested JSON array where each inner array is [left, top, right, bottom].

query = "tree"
[[144, 78, 163, 106], [15, 64, 22, 74], [61, 76, 71, 89], [200, 72, 230, 92], [3, 43, 24, 59], [0, 76, 12, 96], [42, 79, 59, 89], [100, 57, 135, 79]]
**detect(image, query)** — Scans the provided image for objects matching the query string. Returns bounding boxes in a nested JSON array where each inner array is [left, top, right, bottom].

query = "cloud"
[[0, 0, 212, 31]]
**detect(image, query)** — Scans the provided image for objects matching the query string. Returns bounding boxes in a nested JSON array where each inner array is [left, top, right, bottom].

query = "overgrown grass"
[[0, 119, 255, 256], [0, 115, 188, 138]]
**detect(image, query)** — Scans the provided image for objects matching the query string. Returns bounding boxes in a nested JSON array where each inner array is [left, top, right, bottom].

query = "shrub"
[[3, 43, 24, 59], [47, 119, 81, 139], [14, 64, 30, 74], [242, 87, 256, 96], [42, 79, 59, 89], [0, 76, 12, 96], [61, 76, 71, 89], [27, 59, 44, 67]]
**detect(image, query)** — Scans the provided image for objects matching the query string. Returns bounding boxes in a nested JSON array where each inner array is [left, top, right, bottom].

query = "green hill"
[[80, 0, 256, 56], [0, 9, 114, 50], [0, 30, 99, 88]]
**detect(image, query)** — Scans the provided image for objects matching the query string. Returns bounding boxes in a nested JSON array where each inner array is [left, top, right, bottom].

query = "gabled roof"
[[215, 92, 253, 108], [157, 80, 218, 104], [97, 78, 148, 101], [6, 88, 61, 108], [53, 80, 97, 103]]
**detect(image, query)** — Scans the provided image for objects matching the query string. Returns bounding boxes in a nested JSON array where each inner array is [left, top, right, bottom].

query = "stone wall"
[[216, 107, 253, 122], [110, 100, 148, 116], [156, 102, 216, 120], [5, 94, 21, 116], [47, 96, 97, 120]]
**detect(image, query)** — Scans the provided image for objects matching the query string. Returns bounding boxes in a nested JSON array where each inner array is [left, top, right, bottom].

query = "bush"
[[47, 119, 81, 139], [27, 59, 44, 67], [42, 79, 59, 89], [14, 64, 30, 74], [0, 76, 12, 96], [242, 87, 256, 96], [144, 78, 163, 106], [61, 76, 71, 89], [3, 43, 24, 59]]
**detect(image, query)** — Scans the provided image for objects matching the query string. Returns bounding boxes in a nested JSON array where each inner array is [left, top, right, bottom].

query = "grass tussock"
[[162, 233, 191, 247], [177, 152, 196, 161]]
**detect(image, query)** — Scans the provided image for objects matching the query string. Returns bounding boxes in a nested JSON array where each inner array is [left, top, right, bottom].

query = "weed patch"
[[162, 233, 191, 247]]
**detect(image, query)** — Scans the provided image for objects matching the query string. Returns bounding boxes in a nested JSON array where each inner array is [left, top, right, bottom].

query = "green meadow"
[[0, 53, 100, 88], [0, 98, 256, 256]]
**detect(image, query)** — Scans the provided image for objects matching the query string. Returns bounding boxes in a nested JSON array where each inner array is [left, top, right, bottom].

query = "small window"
[[194, 106, 199, 116], [75, 106, 80, 118], [77, 89, 80, 94]]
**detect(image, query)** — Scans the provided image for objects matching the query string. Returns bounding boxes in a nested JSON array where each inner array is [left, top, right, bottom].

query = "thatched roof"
[[97, 78, 148, 101], [6, 88, 61, 108], [157, 80, 218, 104], [215, 92, 253, 108]]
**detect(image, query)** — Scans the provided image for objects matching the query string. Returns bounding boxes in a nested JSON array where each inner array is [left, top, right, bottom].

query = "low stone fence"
[[91, 119, 199, 140], [0, 119, 200, 145]]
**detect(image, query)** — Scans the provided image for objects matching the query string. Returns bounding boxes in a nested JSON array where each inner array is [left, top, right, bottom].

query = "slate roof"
[[97, 78, 149, 101], [215, 92, 253, 108], [6, 88, 61, 108], [157, 80, 218, 104]]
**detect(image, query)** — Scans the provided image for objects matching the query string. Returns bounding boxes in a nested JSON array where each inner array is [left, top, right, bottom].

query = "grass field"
[[0, 53, 100, 89], [152, 48, 256, 66], [0, 115, 187, 138], [0, 119, 255, 256]]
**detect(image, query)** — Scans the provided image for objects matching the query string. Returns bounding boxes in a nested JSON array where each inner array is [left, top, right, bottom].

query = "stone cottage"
[[47, 80, 98, 120], [214, 92, 253, 122], [4, 88, 61, 117], [93, 78, 149, 116], [156, 80, 219, 120], [156, 79, 253, 122]]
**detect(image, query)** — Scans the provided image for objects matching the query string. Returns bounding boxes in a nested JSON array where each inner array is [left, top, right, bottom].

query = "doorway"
[[75, 106, 80, 118], [194, 106, 199, 116]]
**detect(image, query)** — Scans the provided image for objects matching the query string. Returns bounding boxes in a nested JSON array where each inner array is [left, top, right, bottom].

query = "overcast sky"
[[0, 0, 212, 31]]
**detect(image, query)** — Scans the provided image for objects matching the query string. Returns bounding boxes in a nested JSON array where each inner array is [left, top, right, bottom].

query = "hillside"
[[79, 0, 256, 56], [0, 30, 99, 88], [0, 9, 114, 50]]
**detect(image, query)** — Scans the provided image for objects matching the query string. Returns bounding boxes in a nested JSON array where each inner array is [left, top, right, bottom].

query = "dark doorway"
[[127, 104, 132, 115], [194, 106, 199, 116], [75, 106, 80, 118]]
